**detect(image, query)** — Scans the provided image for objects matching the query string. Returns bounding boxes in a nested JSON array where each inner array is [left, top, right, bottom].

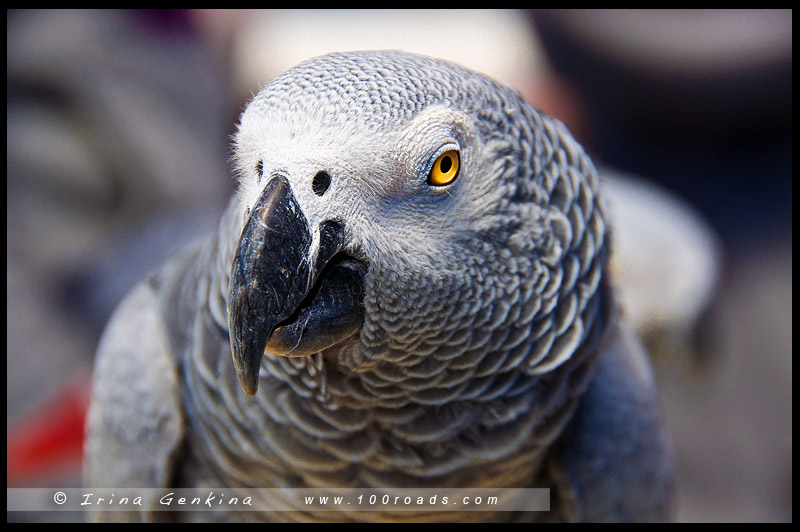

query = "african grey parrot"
[[83, 50, 674, 522]]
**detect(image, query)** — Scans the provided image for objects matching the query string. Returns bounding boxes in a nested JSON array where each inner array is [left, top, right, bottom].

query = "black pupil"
[[439, 155, 452, 174]]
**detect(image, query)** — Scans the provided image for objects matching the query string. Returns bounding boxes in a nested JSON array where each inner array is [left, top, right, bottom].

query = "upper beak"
[[227, 174, 364, 396]]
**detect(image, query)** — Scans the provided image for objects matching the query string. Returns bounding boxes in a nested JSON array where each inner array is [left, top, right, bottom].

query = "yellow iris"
[[428, 150, 460, 186]]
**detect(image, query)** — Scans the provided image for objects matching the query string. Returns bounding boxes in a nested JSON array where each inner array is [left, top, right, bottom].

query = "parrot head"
[[228, 51, 610, 401]]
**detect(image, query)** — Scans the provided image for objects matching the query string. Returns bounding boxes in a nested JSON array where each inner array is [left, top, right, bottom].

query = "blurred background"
[[7, 9, 791, 522]]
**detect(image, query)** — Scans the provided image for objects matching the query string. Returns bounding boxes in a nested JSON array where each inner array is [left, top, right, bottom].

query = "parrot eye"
[[428, 150, 460, 186], [255, 160, 264, 179]]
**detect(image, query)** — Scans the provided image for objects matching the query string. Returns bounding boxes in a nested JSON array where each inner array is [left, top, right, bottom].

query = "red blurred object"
[[6, 378, 91, 485]]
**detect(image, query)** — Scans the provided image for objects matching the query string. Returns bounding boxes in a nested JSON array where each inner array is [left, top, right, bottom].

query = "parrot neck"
[[173, 195, 616, 521]]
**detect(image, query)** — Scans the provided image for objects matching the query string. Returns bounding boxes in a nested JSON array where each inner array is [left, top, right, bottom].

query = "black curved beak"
[[227, 174, 364, 396]]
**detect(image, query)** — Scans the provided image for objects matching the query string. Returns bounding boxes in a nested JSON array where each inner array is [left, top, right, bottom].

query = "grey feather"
[[84, 50, 674, 522]]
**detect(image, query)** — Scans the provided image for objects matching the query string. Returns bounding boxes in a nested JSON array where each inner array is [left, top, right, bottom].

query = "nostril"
[[312, 171, 331, 196]]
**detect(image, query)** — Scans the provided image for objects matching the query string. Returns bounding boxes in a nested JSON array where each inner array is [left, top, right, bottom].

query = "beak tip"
[[241, 381, 258, 397], [231, 341, 262, 397], [235, 365, 260, 397]]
